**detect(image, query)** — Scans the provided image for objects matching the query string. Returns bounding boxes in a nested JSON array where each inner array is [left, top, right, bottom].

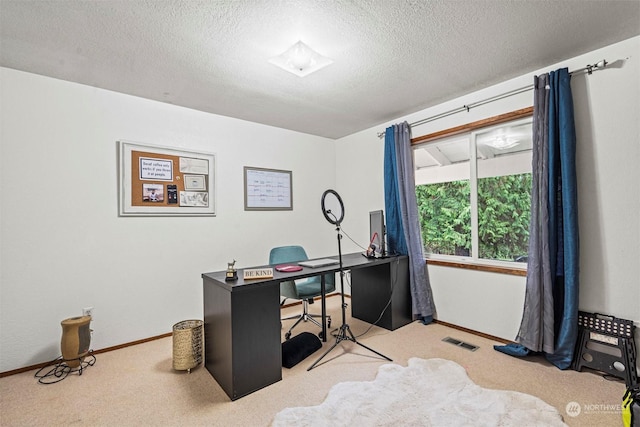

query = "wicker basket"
[[172, 319, 203, 372]]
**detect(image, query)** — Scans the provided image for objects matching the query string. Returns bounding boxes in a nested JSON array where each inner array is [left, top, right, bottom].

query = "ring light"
[[321, 189, 344, 225]]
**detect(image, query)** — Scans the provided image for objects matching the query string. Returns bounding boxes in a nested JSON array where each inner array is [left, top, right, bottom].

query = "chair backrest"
[[269, 245, 309, 265], [269, 245, 336, 299]]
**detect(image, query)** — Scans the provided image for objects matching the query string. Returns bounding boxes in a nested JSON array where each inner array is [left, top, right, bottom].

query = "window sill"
[[425, 258, 527, 277]]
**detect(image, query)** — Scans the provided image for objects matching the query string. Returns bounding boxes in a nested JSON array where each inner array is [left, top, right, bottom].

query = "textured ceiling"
[[1, 0, 639, 139]]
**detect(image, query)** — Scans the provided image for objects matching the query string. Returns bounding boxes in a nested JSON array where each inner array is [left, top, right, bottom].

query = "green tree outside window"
[[416, 173, 531, 262]]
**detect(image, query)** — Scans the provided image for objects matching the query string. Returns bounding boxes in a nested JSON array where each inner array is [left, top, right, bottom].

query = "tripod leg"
[[353, 340, 392, 361], [307, 338, 341, 371], [344, 325, 392, 361]]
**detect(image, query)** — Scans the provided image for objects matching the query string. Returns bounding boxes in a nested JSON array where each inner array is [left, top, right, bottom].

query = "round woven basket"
[[172, 319, 203, 372]]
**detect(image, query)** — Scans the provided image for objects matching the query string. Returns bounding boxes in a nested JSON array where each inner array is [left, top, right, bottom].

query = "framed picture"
[[244, 166, 292, 211], [118, 141, 216, 216], [183, 174, 206, 191]]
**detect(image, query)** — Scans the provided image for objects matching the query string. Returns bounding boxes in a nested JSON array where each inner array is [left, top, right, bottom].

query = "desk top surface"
[[202, 252, 405, 292]]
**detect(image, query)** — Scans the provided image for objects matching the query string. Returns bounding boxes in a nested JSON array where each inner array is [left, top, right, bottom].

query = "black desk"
[[201, 253, 410, 400], [350, 255, 411, 331]]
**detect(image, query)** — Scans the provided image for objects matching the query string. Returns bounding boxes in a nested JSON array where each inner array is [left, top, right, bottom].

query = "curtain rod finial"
[[587, 60, 608, 75]]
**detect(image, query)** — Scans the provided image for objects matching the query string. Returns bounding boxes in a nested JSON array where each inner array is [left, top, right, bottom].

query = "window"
[[414, 116, 532, 266]]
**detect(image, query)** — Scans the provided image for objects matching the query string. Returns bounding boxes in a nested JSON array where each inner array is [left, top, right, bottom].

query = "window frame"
[[411, 107, 533, 275]]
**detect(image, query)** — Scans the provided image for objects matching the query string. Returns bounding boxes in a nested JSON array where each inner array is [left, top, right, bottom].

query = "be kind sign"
[[243, 268, 274, 280]]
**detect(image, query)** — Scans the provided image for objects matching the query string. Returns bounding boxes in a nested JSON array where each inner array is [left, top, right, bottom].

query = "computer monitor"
[[368, 210, 386, 257]]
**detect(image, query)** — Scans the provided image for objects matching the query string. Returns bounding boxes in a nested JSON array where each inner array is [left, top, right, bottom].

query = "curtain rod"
[[377, 59, 609, 138]]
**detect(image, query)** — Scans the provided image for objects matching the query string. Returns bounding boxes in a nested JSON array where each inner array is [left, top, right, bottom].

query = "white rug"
[[272, 357, 566, 427]]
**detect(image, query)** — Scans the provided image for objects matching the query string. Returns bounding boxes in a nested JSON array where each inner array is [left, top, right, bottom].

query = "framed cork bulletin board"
[[118, 141, 216, 216]]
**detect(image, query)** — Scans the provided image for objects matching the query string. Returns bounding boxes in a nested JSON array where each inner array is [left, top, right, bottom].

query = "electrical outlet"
[[83, 307, 94, 318]]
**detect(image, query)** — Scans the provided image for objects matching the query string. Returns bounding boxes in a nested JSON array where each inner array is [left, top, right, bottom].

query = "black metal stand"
[[307, 222, 391, 371]]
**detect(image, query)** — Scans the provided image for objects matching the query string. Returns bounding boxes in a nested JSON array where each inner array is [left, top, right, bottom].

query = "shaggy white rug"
[[272, 358, 566, 427]]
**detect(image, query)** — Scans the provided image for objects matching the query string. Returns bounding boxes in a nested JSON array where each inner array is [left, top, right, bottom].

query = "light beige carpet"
[[272, 357, 566, 426], [0, 296, 627, 426]]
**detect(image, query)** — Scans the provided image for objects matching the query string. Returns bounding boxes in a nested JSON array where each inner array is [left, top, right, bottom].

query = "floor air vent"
[[442, 336, 479, 351]]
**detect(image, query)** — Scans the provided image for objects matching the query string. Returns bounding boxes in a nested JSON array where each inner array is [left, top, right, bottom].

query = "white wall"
[[336, 37, 640, 347], [2, 36, 638, 373], [0, 69, 338, 372]]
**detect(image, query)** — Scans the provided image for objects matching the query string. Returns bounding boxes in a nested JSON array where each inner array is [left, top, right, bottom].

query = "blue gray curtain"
[[495, 68, 579, 369], [384, 122, 435, 324]]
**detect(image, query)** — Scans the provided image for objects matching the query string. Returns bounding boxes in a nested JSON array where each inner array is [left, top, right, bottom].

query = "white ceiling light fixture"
[[269, 40, 333, 77], [488, 136, 520, 150]]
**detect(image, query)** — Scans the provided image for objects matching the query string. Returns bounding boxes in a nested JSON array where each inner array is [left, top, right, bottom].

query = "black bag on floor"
[[282, 332, 322, 369]]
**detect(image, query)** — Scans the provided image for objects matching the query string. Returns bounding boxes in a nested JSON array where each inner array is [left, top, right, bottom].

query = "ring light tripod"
[[308, 189, 392, 371]]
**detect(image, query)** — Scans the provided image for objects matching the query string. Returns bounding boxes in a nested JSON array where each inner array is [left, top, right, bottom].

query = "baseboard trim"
[[1, 297, 513, 378], [0, 332, 172, 378], [4, 295, 343, 377], [432, 319, 514, 345]]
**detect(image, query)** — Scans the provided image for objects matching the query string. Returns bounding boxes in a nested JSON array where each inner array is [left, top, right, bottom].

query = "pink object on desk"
[[275, 264, 303, 272]]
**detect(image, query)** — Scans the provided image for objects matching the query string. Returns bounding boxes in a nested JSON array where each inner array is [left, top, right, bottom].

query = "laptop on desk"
[[298, 258, 339, 268]]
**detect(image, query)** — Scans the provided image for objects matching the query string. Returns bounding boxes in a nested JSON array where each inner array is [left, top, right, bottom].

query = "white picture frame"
[[183, 174, 207, 191], [118, 141, 216, 216]]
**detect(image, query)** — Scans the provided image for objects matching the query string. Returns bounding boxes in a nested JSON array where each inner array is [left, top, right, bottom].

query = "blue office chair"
[[270, 245, 335, 340]]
